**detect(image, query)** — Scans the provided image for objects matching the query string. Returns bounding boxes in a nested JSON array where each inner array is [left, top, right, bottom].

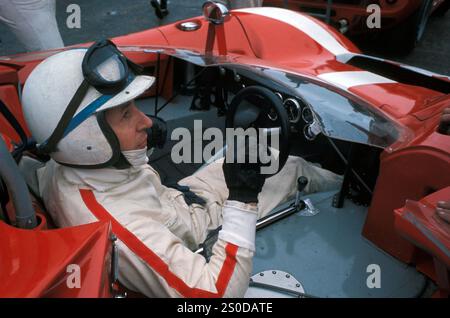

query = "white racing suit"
[[37, 156, 342, 297]]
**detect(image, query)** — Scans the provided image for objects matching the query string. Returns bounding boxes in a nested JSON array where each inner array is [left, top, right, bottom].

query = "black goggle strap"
[[38, 79, 90, 154], [126, 57, 144, 75]]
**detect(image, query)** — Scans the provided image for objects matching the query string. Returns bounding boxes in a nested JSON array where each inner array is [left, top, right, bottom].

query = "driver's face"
[[105, 100, 153, 151]]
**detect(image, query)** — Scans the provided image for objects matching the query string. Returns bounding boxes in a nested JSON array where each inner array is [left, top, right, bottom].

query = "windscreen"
[[227, 64, 412, 149]]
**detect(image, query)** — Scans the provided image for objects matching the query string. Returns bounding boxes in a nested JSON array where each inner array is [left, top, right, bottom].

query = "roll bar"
[[0, 137, 37, 229]]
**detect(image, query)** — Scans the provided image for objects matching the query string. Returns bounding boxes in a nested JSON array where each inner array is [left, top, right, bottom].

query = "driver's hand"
[[223, 161, 266, 204], [436, 201, 450, 223], [222, 138, 268, 204]]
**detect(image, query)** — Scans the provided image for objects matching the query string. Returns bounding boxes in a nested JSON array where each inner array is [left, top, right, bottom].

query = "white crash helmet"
[[22, 40, 155, 169]]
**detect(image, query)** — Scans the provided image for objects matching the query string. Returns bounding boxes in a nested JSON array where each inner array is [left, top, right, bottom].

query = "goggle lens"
[[90, 53, 127, 83]]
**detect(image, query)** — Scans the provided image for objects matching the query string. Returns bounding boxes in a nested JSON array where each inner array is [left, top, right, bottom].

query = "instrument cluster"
[[270, 92, 321, 141], [273, 92, 313, 124], [218, 66, 320, 141]]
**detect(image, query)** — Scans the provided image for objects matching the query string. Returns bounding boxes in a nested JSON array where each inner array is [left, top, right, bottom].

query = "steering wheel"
[[226, 86, 290, 176]]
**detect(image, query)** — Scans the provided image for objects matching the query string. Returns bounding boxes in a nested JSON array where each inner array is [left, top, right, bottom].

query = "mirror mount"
[[202, 1, 230, 56]]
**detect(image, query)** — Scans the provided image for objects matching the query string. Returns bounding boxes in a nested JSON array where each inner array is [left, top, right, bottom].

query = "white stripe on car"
[[236, 7, 351, 57], [317, 71, 396, 90]]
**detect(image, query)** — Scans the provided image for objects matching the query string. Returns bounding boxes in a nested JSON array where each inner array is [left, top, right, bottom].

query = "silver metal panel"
[[252, 191, 427, 298]]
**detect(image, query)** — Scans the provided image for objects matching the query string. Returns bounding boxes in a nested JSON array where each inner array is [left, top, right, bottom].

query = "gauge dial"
[[283, 98, 301, 123], [301, 106, 314, 124]]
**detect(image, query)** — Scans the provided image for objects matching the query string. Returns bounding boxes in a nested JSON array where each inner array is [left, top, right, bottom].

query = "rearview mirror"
[[202, 1, 230, 25]]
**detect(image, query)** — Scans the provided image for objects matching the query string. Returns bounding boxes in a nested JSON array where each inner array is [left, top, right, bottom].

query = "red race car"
[[0, 2, 449, 297], [263, 0, 450, 54]]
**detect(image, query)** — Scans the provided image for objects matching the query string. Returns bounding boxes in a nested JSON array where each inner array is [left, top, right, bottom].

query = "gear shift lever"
[[294, 176, 319, 216], [295, 176, 308, 209]]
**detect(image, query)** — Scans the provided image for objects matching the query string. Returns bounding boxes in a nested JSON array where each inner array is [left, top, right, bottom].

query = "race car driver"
[[21, 40, 343, 297]]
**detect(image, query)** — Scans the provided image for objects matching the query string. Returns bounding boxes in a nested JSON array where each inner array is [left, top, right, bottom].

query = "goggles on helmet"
[[39, 39, 143, 154], [82, 39, 143, 95]]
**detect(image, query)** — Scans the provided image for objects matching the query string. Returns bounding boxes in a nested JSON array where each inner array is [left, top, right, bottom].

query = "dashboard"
[[191, 65, 323, 142]]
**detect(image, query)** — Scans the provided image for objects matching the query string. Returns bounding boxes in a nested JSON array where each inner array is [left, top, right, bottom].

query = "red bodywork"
[[0, 7, 449, 297], [394, 187, 450, 297], [0, 218, 113, 297], [263, 0, 447, 35]]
